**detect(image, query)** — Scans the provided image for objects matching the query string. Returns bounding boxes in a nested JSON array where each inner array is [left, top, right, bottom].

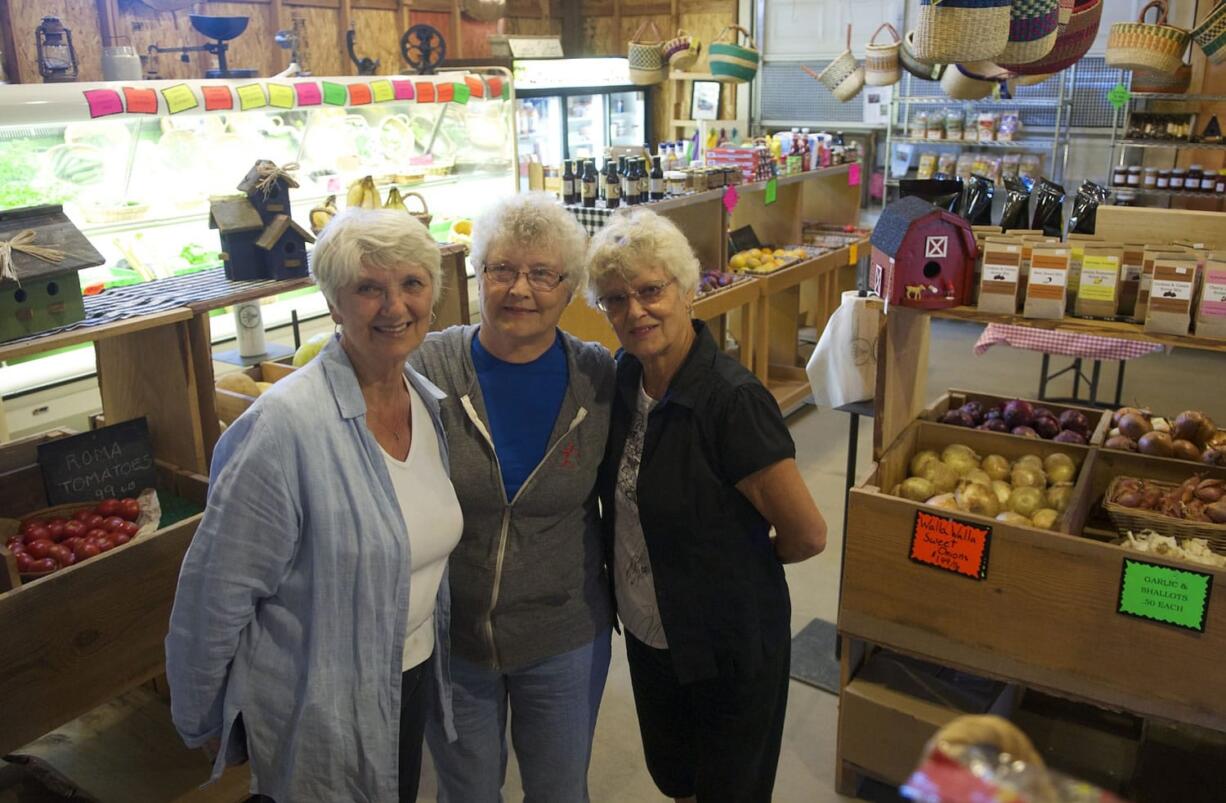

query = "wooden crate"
[[921, 389, 1110, 447], [215, 359, 297, 426], [0, 438, 208, 756], [843, 423, 1226, 734]]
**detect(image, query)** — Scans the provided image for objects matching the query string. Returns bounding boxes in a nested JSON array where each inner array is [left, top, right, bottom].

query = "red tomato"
[[18, 518, 44, 535], [23, 525, 50, 545], [118, 521, 139, 537], [85, 528, 109, 542], [4, 535, 22, 551], [84, 513, 104, 529], [73, 540, 101, 560], [97, 499, 120, 517], [103, 516, 127, 532], [95, 536, 116, 552], [46, 520, 67, 542], [15, 553, 36, 573], [62, 536, 83, 552], [48, 544, 74, 567], [73, 508, 93, 523], [119, 498, 141, 521], [25, 540, 54, 560], [27, 557, 56, 573], [63, 520, 86, 539], [112, 532, 132, 546]]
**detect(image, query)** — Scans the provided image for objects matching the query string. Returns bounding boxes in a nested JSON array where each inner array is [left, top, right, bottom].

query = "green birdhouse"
[[0, 205, 104, 343]]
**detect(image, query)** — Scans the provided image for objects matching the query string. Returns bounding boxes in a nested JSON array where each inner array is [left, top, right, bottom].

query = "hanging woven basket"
[[900, 29, 946, 81], [864, 23, 902, 87], [913, 0, 1012, 65], [627, 20, 667, 85], [809, 25, 864, 102], [942, 61, 1014, 100], [998, 0, 1060, 65], [709, 25, 760, 82], [1106, 0, 1190, 75], [999, 0, 1101, 75], [1192, 0, 1226, 65]]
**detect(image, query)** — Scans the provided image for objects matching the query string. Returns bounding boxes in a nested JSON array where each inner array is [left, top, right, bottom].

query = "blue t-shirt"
[[471, 330, 569, 499]]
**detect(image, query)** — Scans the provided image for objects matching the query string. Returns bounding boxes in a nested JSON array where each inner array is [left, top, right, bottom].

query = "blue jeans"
[[426, 629, 612, 803]]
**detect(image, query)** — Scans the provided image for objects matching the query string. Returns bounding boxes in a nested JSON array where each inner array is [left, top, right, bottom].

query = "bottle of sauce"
[[581, 159, 597, 208], [650, 156, 665, 201], [561, 159, 576, 204]]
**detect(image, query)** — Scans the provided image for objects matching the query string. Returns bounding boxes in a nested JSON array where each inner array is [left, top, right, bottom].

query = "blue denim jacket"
[[165, 335, 457, 802]]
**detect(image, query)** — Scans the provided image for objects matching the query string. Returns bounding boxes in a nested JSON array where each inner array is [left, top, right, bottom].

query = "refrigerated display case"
[[0, 72, 517, 397], [514, 58, 651, 181]]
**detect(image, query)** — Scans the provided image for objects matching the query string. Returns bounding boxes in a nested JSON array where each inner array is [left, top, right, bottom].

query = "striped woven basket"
[[809, 27, 864, 102], [1000, 0, 1101, 74], [1057, 0, 1075, 32], [998, 0, 1060, 65], [627, 20, 666, 85], [709, 25, 759, 82], [901, 29, 946, 81], [864, 23, 902, 86], [1131, 62, 1191, 94], [942, 61, 1014, 100], [914, 0, 1012, 64], [1193, 1, 1226, 65], [1106, 0, 1190, 74]]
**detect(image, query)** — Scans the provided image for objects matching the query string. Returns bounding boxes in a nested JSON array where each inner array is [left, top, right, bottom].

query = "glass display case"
[[0, 72, 517, 396]]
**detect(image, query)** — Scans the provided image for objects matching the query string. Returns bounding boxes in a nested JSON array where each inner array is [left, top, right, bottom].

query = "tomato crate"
[[215, 358, 297, 426], [842, 421, 1226, 735], [0, 429, 208, 757], [921, 389, 1110, 447]]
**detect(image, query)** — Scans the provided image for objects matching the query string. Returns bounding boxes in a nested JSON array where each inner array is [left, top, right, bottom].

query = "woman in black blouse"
[[585, 208, 827, 802]]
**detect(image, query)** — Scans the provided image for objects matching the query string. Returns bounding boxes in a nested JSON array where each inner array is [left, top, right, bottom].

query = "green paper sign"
[[1118, 558, 1212, 632], [322, 81, 348, 106], [453, 83, 471, 105], [1108, 83, 1131, 110], [764, 177, 777, 206], [502, 83, 510, 101]]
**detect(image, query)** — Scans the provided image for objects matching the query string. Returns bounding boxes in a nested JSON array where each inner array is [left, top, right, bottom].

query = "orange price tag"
[[123, 86, 158, 113], [348, 83, 373, 105], [909, 510, 991, 580]]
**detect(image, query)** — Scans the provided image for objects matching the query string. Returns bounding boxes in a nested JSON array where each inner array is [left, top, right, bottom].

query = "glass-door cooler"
[[513, 58, 651, 180]]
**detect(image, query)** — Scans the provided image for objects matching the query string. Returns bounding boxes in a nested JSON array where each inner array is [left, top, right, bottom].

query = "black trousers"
[[246, 654, 434, 803], [624, 633, 790, 803]]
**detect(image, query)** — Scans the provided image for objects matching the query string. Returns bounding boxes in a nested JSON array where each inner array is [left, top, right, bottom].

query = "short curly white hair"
[[584, 207, 700, 307], [311, 208, 443, 307], [469, 192, 590, 292]]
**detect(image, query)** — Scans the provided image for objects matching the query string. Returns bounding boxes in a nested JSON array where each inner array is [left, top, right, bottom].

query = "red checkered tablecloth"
[[973, 324, 1167, 361]]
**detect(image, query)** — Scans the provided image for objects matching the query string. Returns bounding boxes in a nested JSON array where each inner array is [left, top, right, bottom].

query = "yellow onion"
[[991, 480, 1013, 507], [926, 493, 960, 512], [899, 477, 936, 502], [1015, 454, 1044, 472], [943, 451, 979, 477], [922, 461, 960, 494], [1031, 508, 1060, 530], [956, 481, 1001, 517], [1009, 486, 1045, 517], [910, 449, 940, 477], [942, 443, 979, 465], [965, 468, 993, 488], [996, 511, 1032, 526], [1011, 465, 1047, 489], [1046, 483, 1075, 512], [981, 454, 1011, 482]]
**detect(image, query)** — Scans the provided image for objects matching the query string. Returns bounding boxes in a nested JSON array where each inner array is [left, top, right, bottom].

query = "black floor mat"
[[789, 618, 840, 694]]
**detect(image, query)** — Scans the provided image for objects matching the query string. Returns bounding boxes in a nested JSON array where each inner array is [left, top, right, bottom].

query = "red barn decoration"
[[869, 196, 977, 310]]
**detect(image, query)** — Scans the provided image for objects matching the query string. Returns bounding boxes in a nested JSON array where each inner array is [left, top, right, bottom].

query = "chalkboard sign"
[[37, 417, 159, 504], [728, 225, 762, 256]]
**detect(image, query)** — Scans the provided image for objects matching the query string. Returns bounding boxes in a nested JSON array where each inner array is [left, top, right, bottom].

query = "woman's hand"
[[735, 458, 827, 563]]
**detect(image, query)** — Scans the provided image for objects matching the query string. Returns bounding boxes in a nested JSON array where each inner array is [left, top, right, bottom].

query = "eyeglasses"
[[483, 263, 566, 291], [596, 278, 676, 313]]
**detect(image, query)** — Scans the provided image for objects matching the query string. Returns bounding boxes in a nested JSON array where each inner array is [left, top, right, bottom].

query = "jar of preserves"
[[666, 170, 686, 196], [1202, 168, 1217, 193], [1126, 166, 1142, 187], [1217, 170, 1226, 195], [707, 167, 724, 189], [1157, 169, 1170, 189], [1112, 165, 1128, 187], [1170, 168, 1186, 190], [1143, 167, 1158, 189], [1187, 164, 1204, 192]]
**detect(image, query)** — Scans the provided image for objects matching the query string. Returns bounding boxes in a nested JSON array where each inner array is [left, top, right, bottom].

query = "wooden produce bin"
[[215, 359, 298, 426], [839, 421, 1226, 753], [921, 389, 1111, 445], [0, 430, 208, 757]]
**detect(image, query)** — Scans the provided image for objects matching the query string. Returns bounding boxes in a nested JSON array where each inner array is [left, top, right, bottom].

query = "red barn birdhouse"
[[869, 196, 977, 310]]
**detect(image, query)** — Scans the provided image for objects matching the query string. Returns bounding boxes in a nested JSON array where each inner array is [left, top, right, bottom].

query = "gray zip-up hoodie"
[[410, 325, 615, 670]]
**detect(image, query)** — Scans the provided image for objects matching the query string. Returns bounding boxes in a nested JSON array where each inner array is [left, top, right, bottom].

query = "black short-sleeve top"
[[599, 320, 796, 684]]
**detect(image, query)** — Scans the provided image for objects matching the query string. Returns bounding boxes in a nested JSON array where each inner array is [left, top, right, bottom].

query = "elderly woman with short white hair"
[[412, 191, 615, 802], [587, 207, 827, 803], [166, 208, 461, 803]]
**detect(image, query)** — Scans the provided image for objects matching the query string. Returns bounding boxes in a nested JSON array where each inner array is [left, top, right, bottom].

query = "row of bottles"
[[561, 154, 665, 208]]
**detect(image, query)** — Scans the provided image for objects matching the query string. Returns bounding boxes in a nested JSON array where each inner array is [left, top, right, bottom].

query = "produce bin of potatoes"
[[0, 430, 208, 757], [841, 419, 1226, 734]]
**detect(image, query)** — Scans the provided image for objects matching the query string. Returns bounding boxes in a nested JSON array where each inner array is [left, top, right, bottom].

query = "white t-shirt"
[[382, 378, 464, 671], [614, 381, 668, 649]]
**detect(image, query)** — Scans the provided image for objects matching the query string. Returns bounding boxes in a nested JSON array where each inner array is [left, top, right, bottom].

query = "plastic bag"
[[901, 178, 963, 213], [1000, 175, 1032, 231], [962, 174, 994, 226], [1068, 180, 1110, 235], [805, 291, 882, 408], [1030, 177, 1066, 237]]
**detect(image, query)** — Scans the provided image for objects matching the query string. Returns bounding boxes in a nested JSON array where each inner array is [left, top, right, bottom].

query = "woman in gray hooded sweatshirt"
[[411, 192, 614, 802]]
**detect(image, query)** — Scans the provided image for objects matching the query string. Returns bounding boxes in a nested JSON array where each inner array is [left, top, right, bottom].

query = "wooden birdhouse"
[[209, 196, 266, 281], [256, 214, 315, 280], [0, 205, 104, 343], [237, 159, 299, 223], [869, 196, 977, 310]]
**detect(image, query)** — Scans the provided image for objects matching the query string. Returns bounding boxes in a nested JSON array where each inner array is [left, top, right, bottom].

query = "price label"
[[123, 86, 158, 114], [391, 79, 415, 101], [1118, 558, 1211, 632], [349, 83, 373, 105], [237, 83, 267, 111], [83, 88, 124, 118], [1030, 267, 1067, 288], [162, 84, 199, 114], [416, 82, 436, 103], [1079, 255, 1119, 302], [322, 81, 348, 106], [202, 85, 234, 111], [1152, 278, 1192, 301], [764, 178, 777, 206], [370, 79, 394, 103], [452, 83, 471, 105], [1108, 83, 1132, 110], [983, 263, 1019, 284], [722, 185, 739, 213], [848, 162, 861, 186], [465, 76, 485, 98], [437, 83, 455, 103], [268, 83, 295, 109], [909, 510, 991, 581], [1202, 268, 1226, 316], [487, 76, 504, 98], [295, 82, 322, 106], [847, 242, 858, 266]]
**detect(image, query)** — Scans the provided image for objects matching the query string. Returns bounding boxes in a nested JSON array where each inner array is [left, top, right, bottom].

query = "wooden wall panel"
[[505, 17, 563, 37], [582, 15, 617, 56], [352, 8, 402, 73], [291, 4, 344, 76], [121, 4, 205, 82], [461, 18, 498, 60], [7, 0, 104, 83], [208, 2, 276, 76]]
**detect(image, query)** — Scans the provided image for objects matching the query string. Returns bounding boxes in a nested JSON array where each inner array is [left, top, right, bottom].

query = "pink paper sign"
[[83, 89, 123, 118], [392, 79, 415, 101], [1203, 269, 1226, 317], [722, 185, 739, 213], [848, 163, 862, 186], [295, 82, 322, 106]]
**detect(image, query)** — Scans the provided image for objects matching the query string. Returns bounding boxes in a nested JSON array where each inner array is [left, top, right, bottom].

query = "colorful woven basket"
[[709, 25, 759, 82], [1193, 1, 1226, 65], [865, 23, 902, 87], [901, 29, 946, 81], [998, 0, 1060, 65], [628, 20, 666, 85], [1000, 0, 1101, 74], [914, 0, 1012, 65], [664, 29, 701, 71], [1057, 0, 1075, 31], [1131, 62, 1192, 94], [1106, 0, 1190, 75], [809, 25, 864, 102]]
